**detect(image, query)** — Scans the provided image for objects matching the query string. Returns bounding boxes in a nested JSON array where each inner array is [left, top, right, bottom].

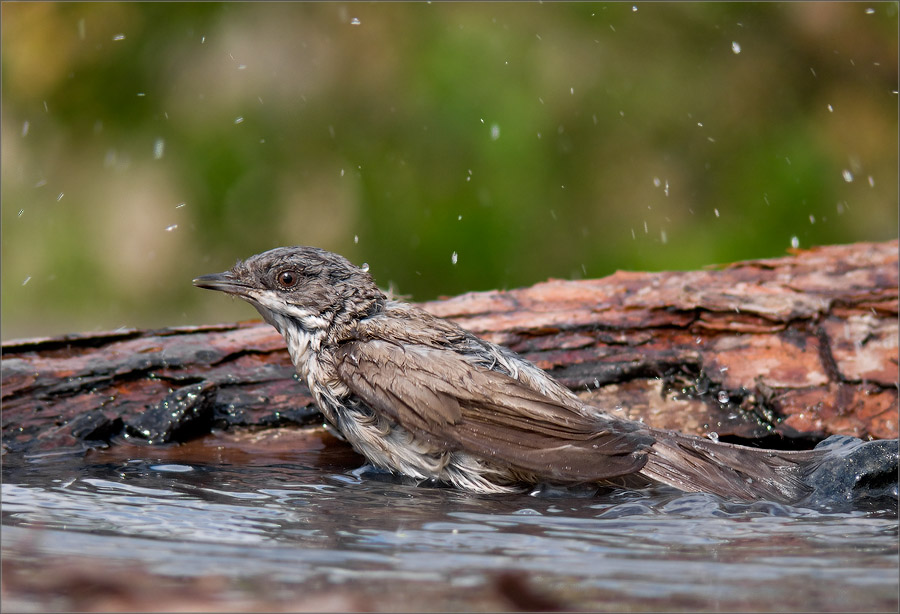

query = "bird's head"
[[193, 246, 385, 337]]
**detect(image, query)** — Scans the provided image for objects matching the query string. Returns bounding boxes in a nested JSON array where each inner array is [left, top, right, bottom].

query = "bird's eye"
[[276, 269, 299, 289]]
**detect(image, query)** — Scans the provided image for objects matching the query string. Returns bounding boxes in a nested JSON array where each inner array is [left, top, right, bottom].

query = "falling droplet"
[[731, 41, 741, 54], [153, 138, 165, 159], [842, 169, 853, 182], [354, 235, 359, 244], [165, 224, 178, 232], [350, 17, 361, 25], [867, 175, 875, 187], [809, 214, 816, 224], [714, 208, 720, 218], [112, 33, 125, 41], [22, 121, 29, 137], [22, 276, 32, 286], [57, 193, 64, 201], [827, 104, 834, 112], [490, 124, 500, 140], [17, 209, 24, 218], [176, 202, 186, 209], [451, 251, 458, 265], [234, 116, 244, 124], [632, 5, 638, 11], [791, 236, 800, 249]]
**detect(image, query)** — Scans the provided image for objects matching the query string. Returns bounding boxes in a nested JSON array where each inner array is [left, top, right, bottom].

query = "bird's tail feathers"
[[640, 430, 824, 502]]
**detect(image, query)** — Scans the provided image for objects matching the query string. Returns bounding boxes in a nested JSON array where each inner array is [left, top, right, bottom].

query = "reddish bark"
[[2, 240, 897, 455]]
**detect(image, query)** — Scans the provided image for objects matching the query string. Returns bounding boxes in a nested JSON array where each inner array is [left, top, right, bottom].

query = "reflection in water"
[[2, 429, 898, 612]]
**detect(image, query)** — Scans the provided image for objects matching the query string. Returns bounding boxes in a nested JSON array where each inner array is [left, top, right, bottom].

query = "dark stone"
[[126, 382, 218, 444], [68, 410, 124, 443], [801, 435, 899, 511]]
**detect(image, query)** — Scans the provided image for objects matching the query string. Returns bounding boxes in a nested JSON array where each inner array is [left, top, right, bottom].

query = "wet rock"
[[801, 435, 899, 510], [126, 382, 218, 444]]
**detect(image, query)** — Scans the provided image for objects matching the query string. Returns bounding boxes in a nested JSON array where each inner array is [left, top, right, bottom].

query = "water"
[[2, 428, 897, 612]]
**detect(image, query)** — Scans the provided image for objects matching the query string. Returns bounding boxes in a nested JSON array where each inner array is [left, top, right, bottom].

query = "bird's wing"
[[333, 339, 654, 482]]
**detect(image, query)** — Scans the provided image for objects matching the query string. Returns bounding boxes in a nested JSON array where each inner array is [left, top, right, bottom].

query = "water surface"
[[2, 428, 897, 612]]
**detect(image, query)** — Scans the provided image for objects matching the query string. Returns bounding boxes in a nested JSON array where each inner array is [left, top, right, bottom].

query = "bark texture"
[[2, 240, 897, 455]]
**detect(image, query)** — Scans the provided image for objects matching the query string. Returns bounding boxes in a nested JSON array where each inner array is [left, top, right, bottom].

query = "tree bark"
[[2, 240, 897, 456]]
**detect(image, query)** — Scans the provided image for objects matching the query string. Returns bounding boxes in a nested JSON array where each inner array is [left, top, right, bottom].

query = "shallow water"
[[2, 428, 897, 612]]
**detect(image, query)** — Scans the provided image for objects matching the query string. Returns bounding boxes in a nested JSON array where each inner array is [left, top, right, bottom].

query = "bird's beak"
[[192, 271, 250, 296]]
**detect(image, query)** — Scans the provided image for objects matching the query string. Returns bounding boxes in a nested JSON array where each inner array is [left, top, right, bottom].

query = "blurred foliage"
[[2, 2, 897, 340]]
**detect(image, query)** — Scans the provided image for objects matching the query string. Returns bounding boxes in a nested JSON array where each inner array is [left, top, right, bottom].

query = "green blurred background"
[[2, 2, 897, 341]]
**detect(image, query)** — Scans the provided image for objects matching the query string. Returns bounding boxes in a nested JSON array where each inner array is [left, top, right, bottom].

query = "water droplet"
[[660, 229, 667, 244], [360, 262, 369, 272], [137, 92, 145, 97], [57, 192, 64, 201], [340, 169, 345, 177], [176, 202, 186, 209], [234, 116, 244, 124], [17, 209, 24, 218], [809, 214, 815, 224], [865, 7, 875, 14], [841, 169, 853, 182], [827, 103, 834, 112], [112, 33, 125, 41], [165, 224, 178, 232], [707, 431, 720, 442], [714, 208, 720, 218], [354, 235, 359, 244], [22, 121, 29, 137], [790, 236, 799, 249], [653, 177, 661, 187], [451, 251, 458, 265], [490, 123, 500, 140], [717, 391, 730, 404], [153, 138, 165, 159], [867, 175, 875, 187], [664, 179, 669, 197], [237, 64, 246, 70], [350, 17, 361, 25], [570, 87, 574, 95], [632, 5, 638, 11], [22, 276, 32, 286], [457, 215, 462, 221], [731, 41, 741, 54]]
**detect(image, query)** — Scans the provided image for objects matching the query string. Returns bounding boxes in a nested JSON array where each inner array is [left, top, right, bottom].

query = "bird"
[[193, 246, 825, 502]]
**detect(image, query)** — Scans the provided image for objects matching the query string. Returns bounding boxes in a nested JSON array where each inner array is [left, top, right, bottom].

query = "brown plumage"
[[194, 246, 824, 501]]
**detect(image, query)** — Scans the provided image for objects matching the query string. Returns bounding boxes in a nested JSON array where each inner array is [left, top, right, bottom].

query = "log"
[[2, 240, 897, 456]]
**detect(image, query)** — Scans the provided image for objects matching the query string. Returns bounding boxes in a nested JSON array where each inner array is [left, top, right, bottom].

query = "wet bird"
[[194, 246, 825, 502]]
